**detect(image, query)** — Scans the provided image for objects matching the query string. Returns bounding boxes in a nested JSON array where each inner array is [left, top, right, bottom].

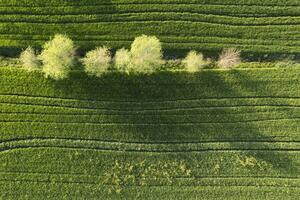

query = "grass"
[[0, 0, 299, 59], [0, 65, 300, 199]]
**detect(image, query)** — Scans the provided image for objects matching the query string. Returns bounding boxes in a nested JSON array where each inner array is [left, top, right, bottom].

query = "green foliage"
[[40, 34, 76, 80], [218, 48, 242, 69], [114, 48, 131, 73], [130, 35, 163, 73], [182, 51, 207, 72], [83, 46, 111, 77], [19, 46, 41, 71]]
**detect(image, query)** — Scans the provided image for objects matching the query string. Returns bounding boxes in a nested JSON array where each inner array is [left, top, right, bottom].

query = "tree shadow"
[[222, 69, 300, 175], [49, 68, 300, 177]]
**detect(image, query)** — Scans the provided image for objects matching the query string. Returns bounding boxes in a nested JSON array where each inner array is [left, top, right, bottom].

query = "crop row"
[[1, 22, 298, 38], [1, 103, 299, 116], [1, 4, 300, 17], [0, 0, 299, 57], [1, 67, 300, 197], [0, 21, 299, 55], [2, 183, 299, 200], [1, 182, 299, 200], [1, 147, 299, 198], [1, 110, 300, 124], [1, 119, 299, 143], [1, 68, 300, 100], [2, 13, 300, 26], [2, 34, 300, 45], [1, 172, 300, 189], [2, 138, 300, 152], [1, 0, 300, 6], [2, 93, 300, 110], [1, 147, 299, 177], [2, 39, 300, 57]]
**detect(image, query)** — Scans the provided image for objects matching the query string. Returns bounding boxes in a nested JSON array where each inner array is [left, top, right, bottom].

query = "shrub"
[[40, 34, 76, 80], [218, 48, 241, 69], [83, 46, 111, 77], [114, 48, 131, 73], [130, 35, 163, 73], [19, 46, 41, 71], [182, 51, 207, 72]]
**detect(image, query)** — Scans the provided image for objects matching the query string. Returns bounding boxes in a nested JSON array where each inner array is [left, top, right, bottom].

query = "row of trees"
[[20, 34, 241, 80]]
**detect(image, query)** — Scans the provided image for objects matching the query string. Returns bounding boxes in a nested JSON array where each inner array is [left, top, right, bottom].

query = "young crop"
[[218, 48, 241, 69], [114, 48, 131, 73], [130, 35, 163, 73], [40, 34, 76, 80], [83, 46, 111, 77], [182, 51, 207, 72], [19, 46, 41, 71]]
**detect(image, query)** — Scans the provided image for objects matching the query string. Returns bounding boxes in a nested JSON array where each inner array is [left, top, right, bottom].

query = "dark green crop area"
[[0, 0, 300, 57], [0, 66, 300, 199]]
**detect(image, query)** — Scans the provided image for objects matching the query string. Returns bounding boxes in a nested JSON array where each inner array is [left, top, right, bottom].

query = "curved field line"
[[1, 178, 300, 188], [2, 93, 300, 103], [12, 38, 300, 47], [4, 12, 300, 21], [1, 117, 300, 125], [3, 137, 300, 145], [0, 4, 299, 12], [2, 33, 300, 44], [4, 37, 299, 47], [2, 171, 300, 180], [5, 146, 300, 154], [2, 20, 300, 28], [1, 2, 300, 7], [0, 3, 298, 8], [2, 137, 300, 146], [2, 17, 300, 27], [0, 109, 294, 118], [0, 178, 96, 185], [1, 138, 300, 154], [2, 101, 300, 113], [0, 108, 291, 115]]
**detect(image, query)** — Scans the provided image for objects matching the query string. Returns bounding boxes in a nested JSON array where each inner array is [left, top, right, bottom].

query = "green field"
[[0, 0, 300, 57], [1, 66, 300, 199], [1, 0, 300, 198]]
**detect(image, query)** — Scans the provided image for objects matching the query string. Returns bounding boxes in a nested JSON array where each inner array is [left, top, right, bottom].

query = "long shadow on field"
[[52, 69, 300, 177], [208, 69, 300, 175], [228, 69, 299, 173]]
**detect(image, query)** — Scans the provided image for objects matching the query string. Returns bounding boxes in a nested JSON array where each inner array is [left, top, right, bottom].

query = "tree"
[[182, 51, 207, 72], [40, 34, 76, 80], [83, 46, 111, 77], [19, 46, 41, 71], [114, 48, 131, 73], [218, 48, 241, 69], [130, 35, 163, 73]]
